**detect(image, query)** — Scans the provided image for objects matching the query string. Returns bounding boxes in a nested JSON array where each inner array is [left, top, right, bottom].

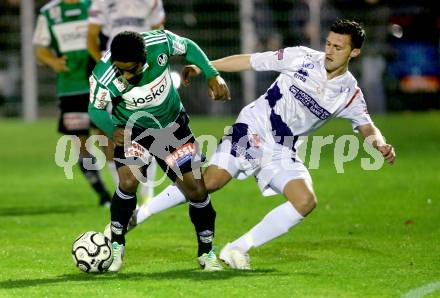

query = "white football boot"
[[108, 242, 125, 272], [219, 243, 251, 270], [198, 249, 223, 271]]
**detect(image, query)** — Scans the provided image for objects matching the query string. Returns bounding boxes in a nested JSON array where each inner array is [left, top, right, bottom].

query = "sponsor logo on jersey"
[[112, 77, 128, 92], [89, 76, 97, 102], [132, 76, 167, 106], [64, 9, 81, 17], [172, 40, 186, 55], [165, 143, 195, 167], [94, 87, 110, 109], [289, 85, 331, 120], [124, 69, 171, 109], [52, 20, 88, 52], [157, 53, 168, 66], [294, 68, 309, 82]]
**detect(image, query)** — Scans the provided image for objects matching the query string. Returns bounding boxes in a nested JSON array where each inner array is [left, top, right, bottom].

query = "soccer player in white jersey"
[[129, 19, 396, 269], [87, 0, 166, 201]]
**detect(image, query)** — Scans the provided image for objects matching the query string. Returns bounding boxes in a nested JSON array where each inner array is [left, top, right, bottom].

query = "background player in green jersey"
[[33, 0, 111, 207], [89, 30, 230, 272]]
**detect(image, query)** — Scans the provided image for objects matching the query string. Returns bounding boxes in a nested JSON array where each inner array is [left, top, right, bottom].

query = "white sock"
[[136, 184, 187, 224], [139, 160, 157, 198], [107, 161, 119, 186], [229, 202, 304, 253]]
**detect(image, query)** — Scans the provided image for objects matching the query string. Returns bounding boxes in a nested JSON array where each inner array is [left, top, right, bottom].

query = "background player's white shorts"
[[209, 139, 312, 196]]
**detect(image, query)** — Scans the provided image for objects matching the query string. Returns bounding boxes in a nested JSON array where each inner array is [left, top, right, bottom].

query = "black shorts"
[[58, 94, 97, 135], [114, 111, 202, 182]]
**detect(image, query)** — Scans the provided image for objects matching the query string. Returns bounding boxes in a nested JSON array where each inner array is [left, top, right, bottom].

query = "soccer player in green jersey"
[[89, 30, 230, 271], [33, 0, 111, 207]]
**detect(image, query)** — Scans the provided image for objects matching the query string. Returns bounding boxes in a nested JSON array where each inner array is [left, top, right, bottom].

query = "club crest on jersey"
[[157, 53, 168, 66], [302, 61, 314, 69]]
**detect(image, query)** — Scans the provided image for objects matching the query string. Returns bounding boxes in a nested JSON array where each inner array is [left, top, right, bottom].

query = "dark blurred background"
[[1, 0, 439, 119]]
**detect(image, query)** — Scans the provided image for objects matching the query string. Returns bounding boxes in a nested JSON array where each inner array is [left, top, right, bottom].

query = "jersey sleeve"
[[88, 75, 114, 137], [250, 46, 303, 73], [164, 30, 219, 79], [148, 0, 165, 27], [88, 0, 105, 25], [33, 14, 51, 47], [336, 88, 373, 131]]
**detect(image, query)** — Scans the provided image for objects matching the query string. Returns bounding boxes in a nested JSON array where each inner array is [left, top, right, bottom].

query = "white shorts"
[[209, 138, 312, 196]]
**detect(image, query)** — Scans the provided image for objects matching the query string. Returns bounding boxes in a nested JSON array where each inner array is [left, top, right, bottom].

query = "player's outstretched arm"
[[181, 54, 252, 86], [358, 123, 396, 165], [211, 54, 252, 72]]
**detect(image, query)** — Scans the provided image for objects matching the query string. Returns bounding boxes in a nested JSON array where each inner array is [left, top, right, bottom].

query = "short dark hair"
[[330, 19, 365, 49], [110, 31, 146, 63]]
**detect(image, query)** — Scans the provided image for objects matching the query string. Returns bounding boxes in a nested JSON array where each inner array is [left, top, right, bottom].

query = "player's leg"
[[172, 168, 223, 271], [221, 165, 316, 269], [108, 163, 141, 272]]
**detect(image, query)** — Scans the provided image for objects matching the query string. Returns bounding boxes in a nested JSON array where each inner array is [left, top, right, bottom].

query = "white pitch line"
[[402, 281, 440, 298]]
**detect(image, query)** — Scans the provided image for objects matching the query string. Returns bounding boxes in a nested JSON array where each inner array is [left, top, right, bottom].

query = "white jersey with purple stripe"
[[237, 46, 372, 151], [209, 46, 372, 196]]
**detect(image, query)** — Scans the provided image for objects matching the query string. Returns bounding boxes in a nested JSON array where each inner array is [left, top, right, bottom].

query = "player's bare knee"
[[185, 185, 208, 202], [288, 193, 317, 216], [204, 177, 220, 193], [300, 193, 317, 214], [119, 177, 138, 193]]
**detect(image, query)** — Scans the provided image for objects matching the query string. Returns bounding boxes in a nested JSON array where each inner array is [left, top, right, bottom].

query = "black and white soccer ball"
[[72, 231, 113, 273]]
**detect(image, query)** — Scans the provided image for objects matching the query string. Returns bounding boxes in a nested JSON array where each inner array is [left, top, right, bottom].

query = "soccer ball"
[[71, 231, 113, 273]]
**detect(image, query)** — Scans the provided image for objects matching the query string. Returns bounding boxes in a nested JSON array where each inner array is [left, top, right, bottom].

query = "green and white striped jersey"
[[33, 0, 91, 96], [89, 30, 219, 136]]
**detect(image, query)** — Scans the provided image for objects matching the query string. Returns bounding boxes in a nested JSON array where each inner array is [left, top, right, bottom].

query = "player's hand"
[[49, 56, 69, 73], [112, 128, 125, 147], [378, 144, 396, 165], [181, 65, 201, 86], [207, 75, 231, 101]]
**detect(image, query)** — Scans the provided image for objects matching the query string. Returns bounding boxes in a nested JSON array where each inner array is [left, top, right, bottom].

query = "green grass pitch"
[[0, 112, 439, 297]]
